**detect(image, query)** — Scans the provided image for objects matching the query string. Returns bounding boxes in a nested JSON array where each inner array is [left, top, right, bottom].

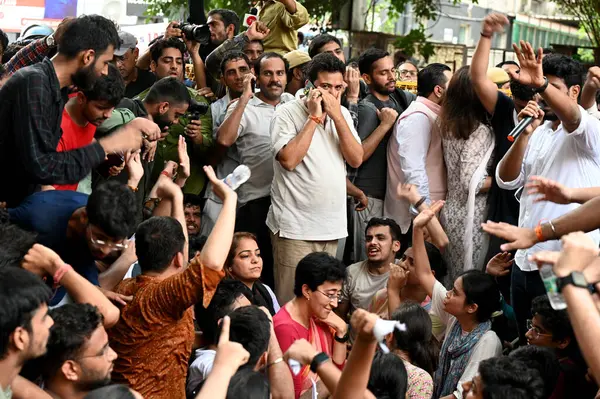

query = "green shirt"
[[136, 87, 213, 195]]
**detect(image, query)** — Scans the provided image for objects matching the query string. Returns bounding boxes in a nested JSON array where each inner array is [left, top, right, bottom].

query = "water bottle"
[[539, 264, 567, 310], [222, 165, 251, 190]]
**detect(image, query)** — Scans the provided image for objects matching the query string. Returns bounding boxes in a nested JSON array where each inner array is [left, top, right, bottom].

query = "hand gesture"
[[585, 66, 600, 91], [510, 41, 544, 87], [396, 183, 420, 204], [322, 310, 348, 336], [23, 244, 64, 276], [485, 252, 514, 277], [387, 263, 409, 293], [344, 66, 360, 101], [165, 21, 182, 39], [350, 309, 379, 342], [142, 139, 157, 162], [525, 176, 572, 204], [377, 107, 398, 127], [154, 161, 181, 199], [108, 161, 125, 177], [130, 117, 164, 142], [481, 221, 538, 251], [204, 165, 236, 202], [184, 34, 200, 55], [306, 89, 324, 119], [481, 13, 510, 37], [197, 87, 215, 99], [242, 73, 256, 101], [283, 339, 318, 366], [413, 200, 444, 229], [213, 316, 250, 374], [319, 88, 342, 119], [555, 232, 600, 277], [185, 119, 203, 145], [125, 150, 144, 188], [517, 100, 544, 136], [245, 21, 270, 41], [177, 135, 191, 181], [101, 289, 133, 306], [355, 191, 368, 211]]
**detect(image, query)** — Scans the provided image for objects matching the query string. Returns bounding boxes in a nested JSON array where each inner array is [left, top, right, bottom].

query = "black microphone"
[[250, 7, 258, 15], [507, 115, 533, 142]]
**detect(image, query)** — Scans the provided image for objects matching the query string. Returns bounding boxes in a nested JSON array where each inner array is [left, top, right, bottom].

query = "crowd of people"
[[3, 5, 600, 399]]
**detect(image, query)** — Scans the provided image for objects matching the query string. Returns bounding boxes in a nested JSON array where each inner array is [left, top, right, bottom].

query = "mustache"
[[268, 83, 282, 88]]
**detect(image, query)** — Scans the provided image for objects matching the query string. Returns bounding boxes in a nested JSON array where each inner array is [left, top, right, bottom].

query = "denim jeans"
[[511, 264, 546, 343]]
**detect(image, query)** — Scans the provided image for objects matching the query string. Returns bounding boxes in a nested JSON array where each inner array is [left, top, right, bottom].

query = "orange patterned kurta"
[[108, 258, 224, 399]]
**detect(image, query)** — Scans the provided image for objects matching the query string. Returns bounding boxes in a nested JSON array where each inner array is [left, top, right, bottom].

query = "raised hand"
[[413, 201, 444, 229], [306, 88, 324, 120], [481, 221, 538, 251], [526, 176, 572, 204], [509, 40, 544, 87], [350, 309, 379, 342], [322, 310, 348, 336], [204, 165, 235, 202], [23, 244, 64, 276], [554, 232, 600, 277], [396, 183, 420, 204], [387, 263, 409, 293], [485, 252, 514, 277], [184, 119, 203, 145], [344, 66, 360, 101], [246, 21, 270, 41], [213, 315, 250, 374], [176, 135, 191, 187], [165, 21, 182, 39], [283, 339, 319, 366], [481, 12, 510, 37], [319, 88, 343, 119]]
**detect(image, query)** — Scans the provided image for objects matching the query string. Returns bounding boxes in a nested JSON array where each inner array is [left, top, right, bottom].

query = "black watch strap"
[[310, 352, 330, 373], [557, 271, 588, 293], [334, 331, 349, 343], [535, 77, 549, 94]]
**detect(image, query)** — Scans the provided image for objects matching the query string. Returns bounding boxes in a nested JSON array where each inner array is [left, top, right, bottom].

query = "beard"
[[372, 81, 395, 96], [72, 63, 98, 91], [77, 376, 112, 393], [153, 112, 173, 130]]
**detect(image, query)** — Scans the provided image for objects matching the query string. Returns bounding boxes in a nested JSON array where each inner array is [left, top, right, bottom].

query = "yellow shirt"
[[259, 0, 309, 55]]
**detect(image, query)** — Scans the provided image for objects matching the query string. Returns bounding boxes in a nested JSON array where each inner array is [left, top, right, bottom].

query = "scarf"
[[298, 318, 334, 396], [433, 320, 491, 398]]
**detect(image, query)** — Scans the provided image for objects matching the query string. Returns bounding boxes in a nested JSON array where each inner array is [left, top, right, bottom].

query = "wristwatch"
[[535, 77, 549, 94], [45, 34, 56, 47], [334, 331, 349, 343], [310, 352, 330, 373], [556, 271, 588, 293]]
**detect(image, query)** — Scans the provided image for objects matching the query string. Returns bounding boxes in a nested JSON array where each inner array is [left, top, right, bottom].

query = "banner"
[[0, 0, 78, 33]]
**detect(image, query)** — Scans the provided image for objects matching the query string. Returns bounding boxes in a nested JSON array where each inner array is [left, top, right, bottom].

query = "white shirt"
[[187, 349, 216, 394], [267, 99, 361, 240], [496, 106, 600, 271], [430, 282, 502, 399], [226, 93, 295, 206]]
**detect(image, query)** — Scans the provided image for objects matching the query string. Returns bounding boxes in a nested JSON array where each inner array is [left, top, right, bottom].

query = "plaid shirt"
[[0, 58, 105, 206], [205, 33, 249, 81], [5, 38, 51, 76]]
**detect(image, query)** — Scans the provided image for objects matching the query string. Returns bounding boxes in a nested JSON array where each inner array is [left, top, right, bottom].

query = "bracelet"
[[413, 197, 426, 209], [548, 220, 557, 239], [160, 171, 171, 178], [334, 331, 350, 343], [535, 224, 544, 242], [308, 115, 322, 125], [266, 357, 283, 368], [53, 263, 73, 288], [480, 31, 492, 39], [310, 352, 330, 373], [128, 185, 139, 192]]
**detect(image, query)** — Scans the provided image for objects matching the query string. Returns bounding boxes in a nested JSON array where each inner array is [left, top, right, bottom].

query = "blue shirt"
[[9, 190, 97, 305]]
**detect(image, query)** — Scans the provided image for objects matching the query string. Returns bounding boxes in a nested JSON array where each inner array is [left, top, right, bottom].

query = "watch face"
[[573, 272, 587, 287]]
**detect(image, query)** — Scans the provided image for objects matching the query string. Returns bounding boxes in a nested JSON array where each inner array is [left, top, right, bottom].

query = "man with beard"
[[0, 15, 162, 207], [345, 49, 411, 262], [0, 267, 53, 399], [113, 31, 156, 98], [495, 44, 600, 343], [216, 52, 294, 289], [184, 194, 203, 237], [40, 304, 118, 399]]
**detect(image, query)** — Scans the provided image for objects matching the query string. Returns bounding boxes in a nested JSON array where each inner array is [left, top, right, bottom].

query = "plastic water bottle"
[[540, 264, 567, 310], [222, 165, 251, 191]]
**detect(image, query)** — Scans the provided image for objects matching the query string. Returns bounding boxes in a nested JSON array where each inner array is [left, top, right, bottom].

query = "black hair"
[[145, 76, 192, 106], [424, 242, 447, 281], [208, 9, 240, 35], [0, 223, 37, 269], [478, 357, 544, 399], [188, 234, 208, 260], [0, 267, 52, 359], [220, 50, 251, 75], [0, 29, 8, 53], [531, 295, 574, 343], [417, 63, 451, 98], [367, 351, 408, 399], [496, 60, 519, 68], [542, 53, 584, 89], [0, 63, 6, 81], [84, 385, 137, 399], [135, 216, 185, 274], [365, 218, 402, 242], [393, 50, 408, 67], [308, 34, 342, 58], [220, 306, 270, 368], [86, 180, 139, 239], [358, 48, 389, 75], [305, 52, 346, 83], [194, 279, 249, 345], [509, 346, 560, 399], [150, 37, 186, 64], [82, 63, 125, 107], [41, 304, 104, 380], [510, 80, 536, 102], [57, 15, 119, 59], [293, 252, 346, 297], [254, 52, 289, 76], [459, 270, 501, 322], [226, 368, 270, 399], [391, 302, 438, 375], [184, 193, 204, 208]]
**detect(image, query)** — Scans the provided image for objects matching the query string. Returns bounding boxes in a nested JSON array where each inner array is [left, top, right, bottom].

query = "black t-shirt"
[[124, 68, 156, 99]]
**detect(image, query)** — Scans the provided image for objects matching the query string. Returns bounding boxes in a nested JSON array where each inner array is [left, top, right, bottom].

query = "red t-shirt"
[[53, 104, 97, 191]]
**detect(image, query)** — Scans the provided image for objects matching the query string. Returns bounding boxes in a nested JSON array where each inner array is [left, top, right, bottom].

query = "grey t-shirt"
[[340, 261, 390, 314]]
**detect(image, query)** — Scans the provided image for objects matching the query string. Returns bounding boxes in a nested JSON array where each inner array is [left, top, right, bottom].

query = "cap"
[[487, 67, 510, 85], [284, 50, 311, 70], [114, 31, 138, 56]]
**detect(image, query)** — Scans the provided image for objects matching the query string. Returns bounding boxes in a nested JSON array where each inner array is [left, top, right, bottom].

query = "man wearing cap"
[[283, 49, 310, 96], [114, 31, 156, 98], [487, 67, 511, 91]]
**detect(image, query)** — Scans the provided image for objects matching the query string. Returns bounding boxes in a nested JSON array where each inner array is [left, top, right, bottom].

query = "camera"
[[187, 101, 210, 120], [176, 22, 211, 45]]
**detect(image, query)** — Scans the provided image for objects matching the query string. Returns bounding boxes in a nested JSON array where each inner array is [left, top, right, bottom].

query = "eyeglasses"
[[316, 290, 340, 302], [89, 227, 128, 251], [399, 69, 418, 77], [78, 344, 113, 360], [526, 319, 553, 340]]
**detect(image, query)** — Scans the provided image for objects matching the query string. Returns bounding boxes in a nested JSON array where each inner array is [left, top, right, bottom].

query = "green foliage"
[[555, 0, 600, 46], [394, 25, 434, 60]]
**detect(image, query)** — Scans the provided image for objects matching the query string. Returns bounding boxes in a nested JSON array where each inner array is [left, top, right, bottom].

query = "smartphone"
[[251, 78, 256, 93], [303, 80, 316, 97]]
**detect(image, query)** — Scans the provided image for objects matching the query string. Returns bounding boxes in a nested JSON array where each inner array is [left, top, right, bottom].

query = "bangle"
[[160, 171, 171, 178], [480, 31, 492, 38], [548, 220, 557, 239], [309, 352, 330, 373], [308, 115, 321, 125], [535, 224, 544, 242], [267, 357, 283, 368], [334, 331, 349, 343], [128, 185, 138, 192], [53, 263, 73, 288], [413, 197, 426, 209]]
